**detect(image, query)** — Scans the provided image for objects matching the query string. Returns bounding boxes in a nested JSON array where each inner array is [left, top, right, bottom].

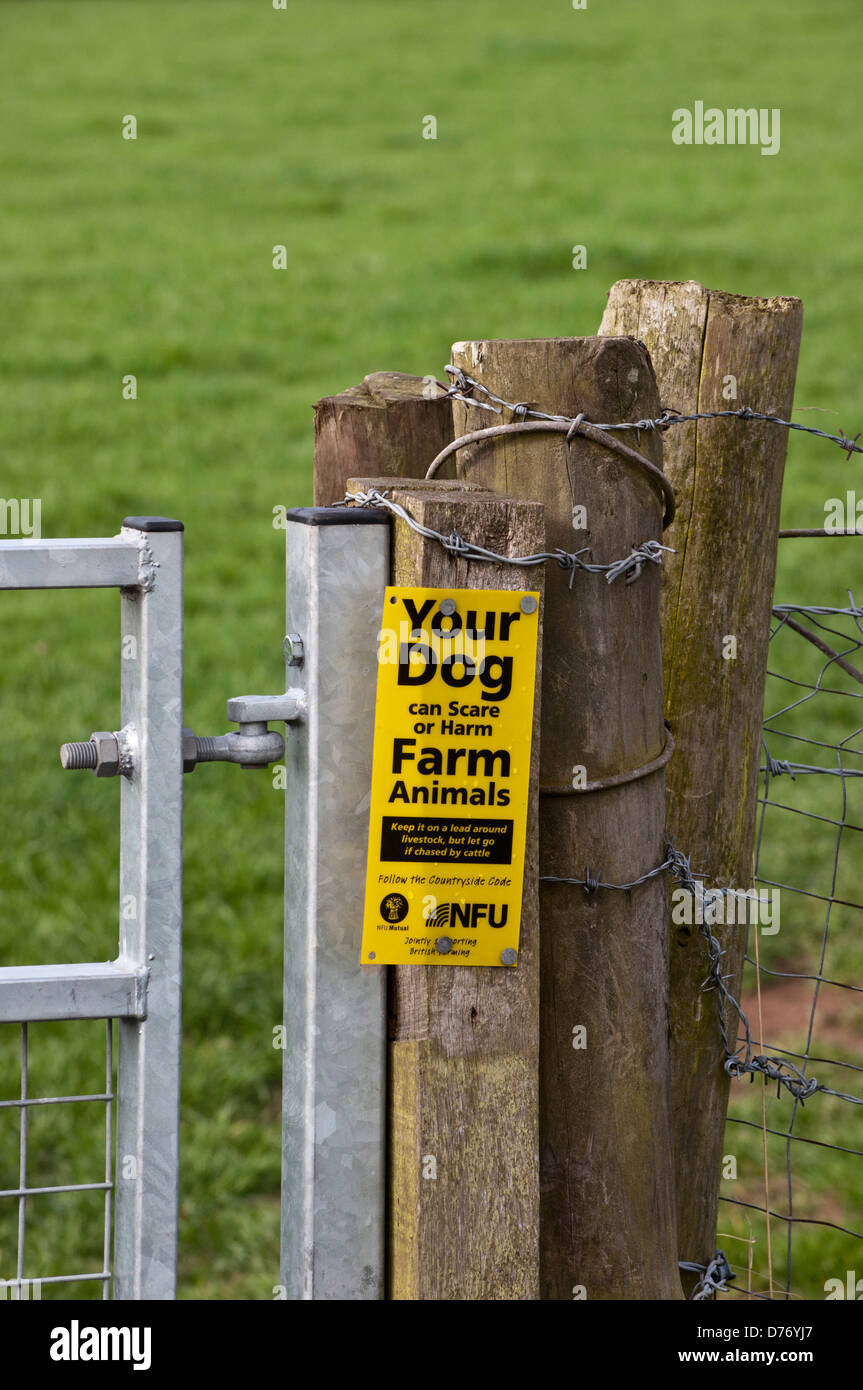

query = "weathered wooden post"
[[348, 476, 544, 1300], [314, 371, 453, 504], [447, 338, 682, 1299], [598, 280, 803, 1284]]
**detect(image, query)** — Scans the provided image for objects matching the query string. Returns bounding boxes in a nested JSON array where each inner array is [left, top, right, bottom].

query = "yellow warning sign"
[[361, 586, 539, 968]]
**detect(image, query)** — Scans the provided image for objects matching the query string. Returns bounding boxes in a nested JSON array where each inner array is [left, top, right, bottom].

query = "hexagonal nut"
[[90, 731, 120, 778], [182, 727, 198, 774]]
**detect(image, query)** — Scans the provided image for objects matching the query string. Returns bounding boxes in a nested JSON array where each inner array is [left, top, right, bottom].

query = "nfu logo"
[[427, 901, 509, 931]]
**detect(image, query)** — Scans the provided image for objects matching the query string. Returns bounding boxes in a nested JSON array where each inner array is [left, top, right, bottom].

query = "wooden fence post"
[[348, 475, 543, 1300], [314, 371, 453, 505], [598, 280, 803, 1284], [447, 338, 682, 1299]]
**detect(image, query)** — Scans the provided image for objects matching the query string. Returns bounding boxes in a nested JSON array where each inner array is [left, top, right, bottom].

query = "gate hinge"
[[184, 692, 307, 772], [60, 691, 307, 777]]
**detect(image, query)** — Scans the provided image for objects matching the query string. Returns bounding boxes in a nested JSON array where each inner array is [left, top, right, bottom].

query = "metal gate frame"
[[281, 507, 389, 1300], [0, 517, 184, 1299], [1, 507, 392, 1301]]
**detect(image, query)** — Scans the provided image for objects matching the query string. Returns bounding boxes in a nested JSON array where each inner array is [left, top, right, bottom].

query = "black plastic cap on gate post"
[[123, 516, 185, 532], [285, 506, 390, 527]]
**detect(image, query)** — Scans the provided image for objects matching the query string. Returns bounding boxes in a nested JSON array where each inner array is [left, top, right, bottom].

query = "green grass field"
[[0, 0, 862, 1300]]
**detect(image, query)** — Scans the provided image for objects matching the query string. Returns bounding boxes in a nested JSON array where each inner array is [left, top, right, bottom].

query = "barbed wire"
[[440, 366, 863, 460], [773, 599, 863, 619], [542, 841, 854, 1106], [541, 853, 677, 895], [344, 488, 674, 586], [679, 1251, 736, 1301]]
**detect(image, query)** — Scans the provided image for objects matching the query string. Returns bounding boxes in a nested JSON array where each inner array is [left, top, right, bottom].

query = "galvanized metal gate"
[[0, 508, 391, 1300], [0, 518, 184, 1299]]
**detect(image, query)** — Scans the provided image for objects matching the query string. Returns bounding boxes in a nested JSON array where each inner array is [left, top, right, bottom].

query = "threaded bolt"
[[60, 741, 98, 770]]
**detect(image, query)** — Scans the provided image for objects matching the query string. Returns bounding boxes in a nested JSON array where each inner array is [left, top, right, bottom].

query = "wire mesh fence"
[[0, 1019, 115, 1299], [719, 554, 863, 1301]]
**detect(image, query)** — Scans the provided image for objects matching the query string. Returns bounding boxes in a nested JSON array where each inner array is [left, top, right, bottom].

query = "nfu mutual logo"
[[672, 102, 780, 156]]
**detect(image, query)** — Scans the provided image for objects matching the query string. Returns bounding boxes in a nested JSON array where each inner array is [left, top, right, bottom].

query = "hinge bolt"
[[60, 741, 98, 770], [60, 731, 125, 777], [284, 633, 304, 667]]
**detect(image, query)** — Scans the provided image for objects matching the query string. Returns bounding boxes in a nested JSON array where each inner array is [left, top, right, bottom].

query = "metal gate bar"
[[0, 517, 183, 1300], [114, 518, 183, 1299], [281, 507, 389, 1299]]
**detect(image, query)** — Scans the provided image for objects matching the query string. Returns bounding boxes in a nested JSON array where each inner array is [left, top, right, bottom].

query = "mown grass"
[[0, 0, 861, 1299]]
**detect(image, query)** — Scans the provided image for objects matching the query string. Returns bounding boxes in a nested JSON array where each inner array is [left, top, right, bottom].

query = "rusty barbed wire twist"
[[344, 487, 674, 586]]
